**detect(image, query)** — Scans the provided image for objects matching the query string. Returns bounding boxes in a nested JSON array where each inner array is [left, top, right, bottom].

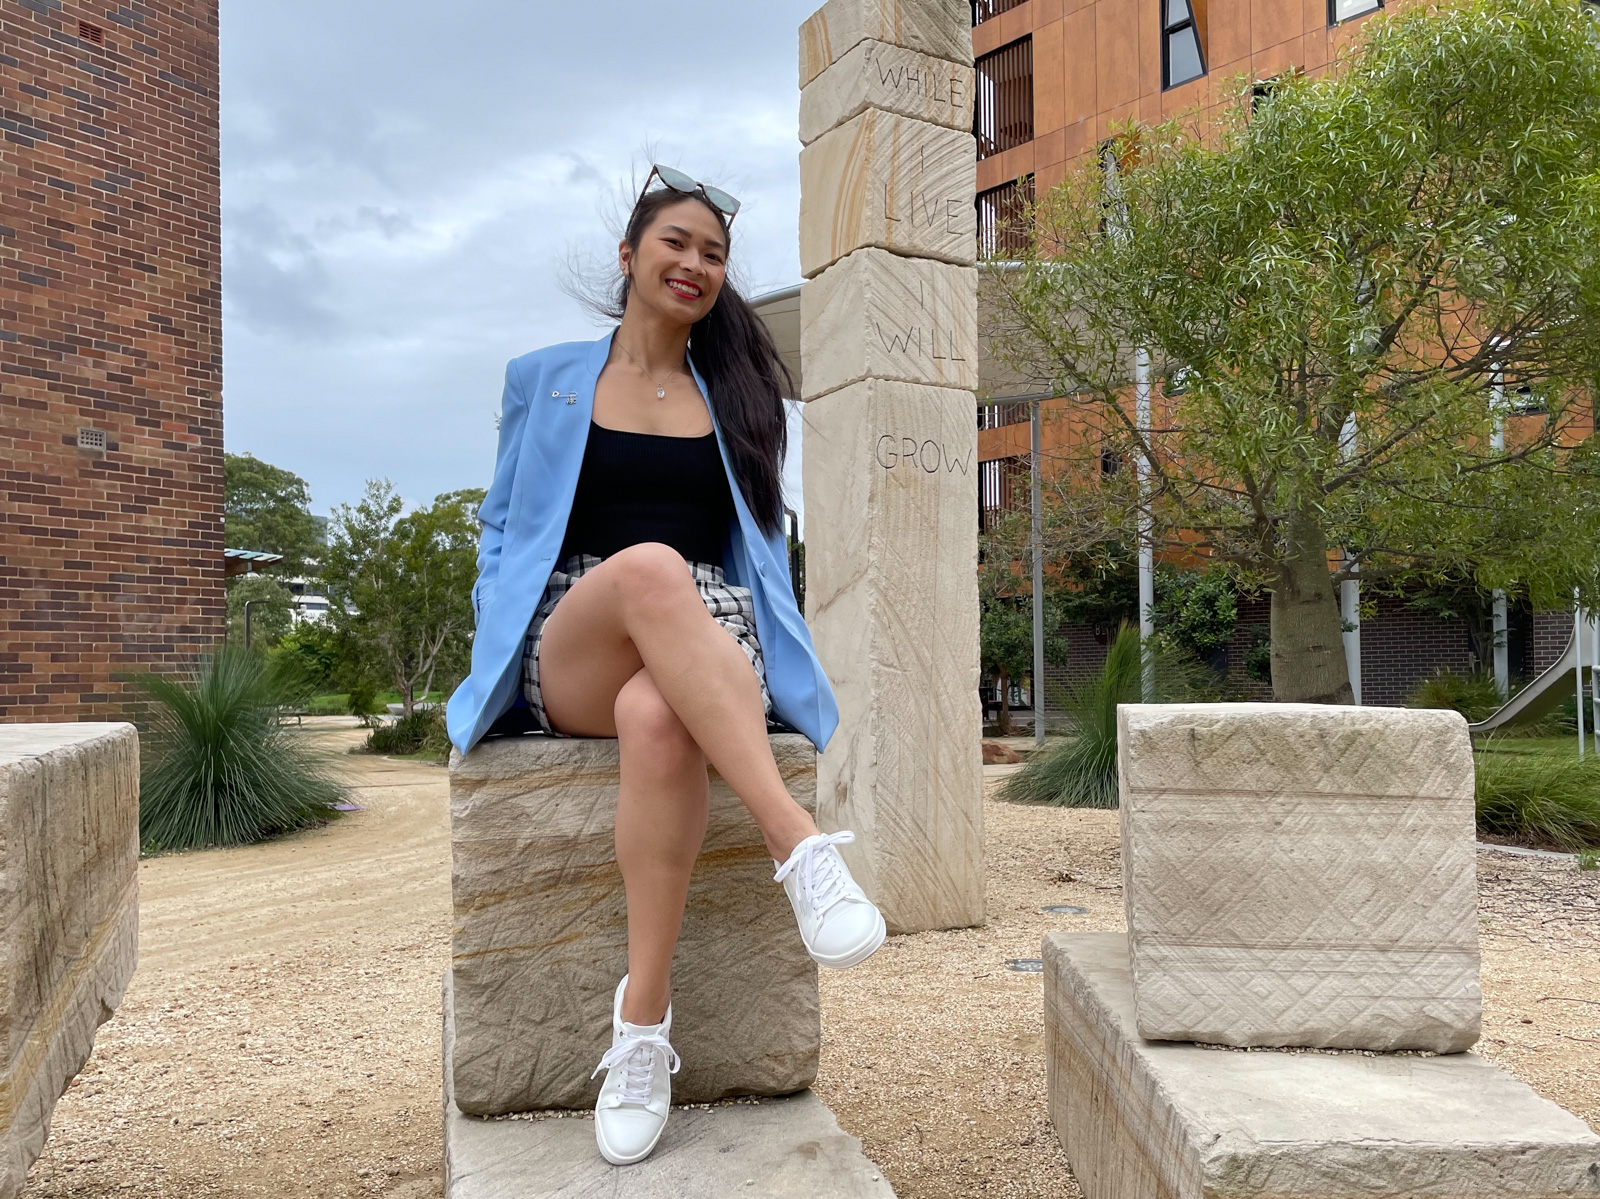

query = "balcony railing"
[[971, 0, 1028, 26], [974, 37, 1034, 159]]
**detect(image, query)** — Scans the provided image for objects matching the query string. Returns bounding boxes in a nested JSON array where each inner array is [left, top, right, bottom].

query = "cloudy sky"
[[221, 0, 818, 520]]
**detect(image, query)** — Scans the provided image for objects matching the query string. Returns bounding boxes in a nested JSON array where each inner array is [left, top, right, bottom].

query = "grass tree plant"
[[136, 648, 346, 852]]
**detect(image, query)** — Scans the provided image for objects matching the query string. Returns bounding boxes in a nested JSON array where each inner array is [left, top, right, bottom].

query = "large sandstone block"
[[800, 39, 974, 146], [442, 972, 897, 1198], [803, 380, 984, 933], [1118, 703, 1480, 1053], [1044, 932, 1600, 1199], [800, 0, 972, 89], [801, 248, 977, 400], [0, 724, 140, 1199], [800, 109, 976, 277], [448, 734, 820, 1115]]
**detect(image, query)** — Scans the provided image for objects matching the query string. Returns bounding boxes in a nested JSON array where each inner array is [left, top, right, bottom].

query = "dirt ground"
[[26, 723, 1600, 1197]]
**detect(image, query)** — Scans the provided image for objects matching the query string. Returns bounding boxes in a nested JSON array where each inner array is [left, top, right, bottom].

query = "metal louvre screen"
[[979, 455, 1027, 531], [977, 174, 1034, 258], [979, 400, 1031, 430], [974, 37, 1033, 160], [971, 0, 1028, 25]]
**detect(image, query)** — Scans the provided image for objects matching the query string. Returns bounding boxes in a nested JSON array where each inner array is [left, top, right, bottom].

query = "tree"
[[991, 0, 1600, 703], [320, 481, 484, 716], [226, 573, 293, 649], [224, 452, 324, 577], [980, 517, 1070, 734]]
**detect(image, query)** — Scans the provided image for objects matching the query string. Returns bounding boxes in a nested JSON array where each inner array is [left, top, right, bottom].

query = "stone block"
[[1044, 932, 1600, 1199], [1118, 703, 1480, 1053], [800, 109, 976, 277], [800, 0, 972, 89], [800, 39, 974, 145], [0, 724, 140, 1198], [443, 972, 897, 1198], [802, 379, 984, 933], [448, 734, 820, 1115], [800, 248, 977, 401]]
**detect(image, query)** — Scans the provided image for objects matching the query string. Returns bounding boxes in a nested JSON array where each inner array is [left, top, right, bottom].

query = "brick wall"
[[1531, 609, 1573, 678], [0, 1, 222, 721], [1036, 593, 1579, 715]]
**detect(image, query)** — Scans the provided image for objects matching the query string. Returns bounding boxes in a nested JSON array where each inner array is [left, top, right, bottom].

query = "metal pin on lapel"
[[552, 390, 577, 405]]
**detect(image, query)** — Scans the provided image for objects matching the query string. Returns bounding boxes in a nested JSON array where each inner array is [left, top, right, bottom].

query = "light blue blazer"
[[445, 330, 839, 756]]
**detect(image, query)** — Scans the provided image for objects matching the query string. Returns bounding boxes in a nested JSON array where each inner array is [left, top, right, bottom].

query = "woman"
[[445, 166, 885, 1166]]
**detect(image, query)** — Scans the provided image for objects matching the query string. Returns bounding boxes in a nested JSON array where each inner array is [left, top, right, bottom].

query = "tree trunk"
[[1269, 508, 1354, 704], [996, 668, 1012, 736]]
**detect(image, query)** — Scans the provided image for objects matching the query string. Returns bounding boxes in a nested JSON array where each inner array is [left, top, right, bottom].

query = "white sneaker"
[[592, 975, 680, 1166], [773, 830, 887, 969]]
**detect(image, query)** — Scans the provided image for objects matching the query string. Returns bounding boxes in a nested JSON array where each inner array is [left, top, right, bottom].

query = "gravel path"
[[26, 731, 1599, 1197]]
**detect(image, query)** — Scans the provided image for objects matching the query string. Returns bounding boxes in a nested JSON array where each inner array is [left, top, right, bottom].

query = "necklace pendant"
[[656, 386, 666, 400]]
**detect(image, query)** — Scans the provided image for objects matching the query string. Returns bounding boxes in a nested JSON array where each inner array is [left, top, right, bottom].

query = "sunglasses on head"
[[637, 164, 741, 225]]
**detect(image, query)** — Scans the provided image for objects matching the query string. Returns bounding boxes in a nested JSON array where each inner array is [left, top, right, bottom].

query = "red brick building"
[[1, 1, 223, 722]]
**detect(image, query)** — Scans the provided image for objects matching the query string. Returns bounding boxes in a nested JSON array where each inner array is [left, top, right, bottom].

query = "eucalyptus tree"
[[990, 0, 1600, 702], [321, 482, 485, 715]]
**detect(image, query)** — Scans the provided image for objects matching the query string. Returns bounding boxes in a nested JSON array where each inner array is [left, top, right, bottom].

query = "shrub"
[[1474, 742, 1600, 851], [1151, 570, 1238, 663], [136, 648, 346, 853], [364, 706, 449, 761], [1001, 627, 1135, 807], [345, 683, 384, 724], [1408, 669, 1503, 723]]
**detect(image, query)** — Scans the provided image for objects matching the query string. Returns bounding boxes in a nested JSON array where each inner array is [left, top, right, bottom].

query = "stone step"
[[443, 972, 896, 1198], [1044, 932, 1600, 1199]]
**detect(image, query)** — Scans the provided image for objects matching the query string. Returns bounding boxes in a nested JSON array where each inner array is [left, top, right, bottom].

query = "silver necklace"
[[616, 342, 684, 401]]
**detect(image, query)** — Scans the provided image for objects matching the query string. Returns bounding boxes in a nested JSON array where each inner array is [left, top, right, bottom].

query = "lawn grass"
[[1472, 735, 1600, 851]]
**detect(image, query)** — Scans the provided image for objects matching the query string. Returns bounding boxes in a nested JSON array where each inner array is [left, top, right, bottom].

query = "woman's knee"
[[614, 672, 700, 765], [603, 542, 697, 619]]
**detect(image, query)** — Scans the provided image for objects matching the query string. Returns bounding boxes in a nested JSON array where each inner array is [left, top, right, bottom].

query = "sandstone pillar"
[[798, 0, 983, 933], [0, 725, 140, 1197]]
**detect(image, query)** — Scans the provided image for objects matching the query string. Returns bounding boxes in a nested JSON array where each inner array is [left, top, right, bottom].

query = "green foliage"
[[225, 574, 293, 649], [135, 648, 346, 853], [1000, 627, 1142, 809], [1474, 741, 1600, 851], [345, 683, 383, 723], [992, 0, 1600, 697], [320, 481, 485, 716], [271, 622, 339, 692], [364, 707, 450, 761], [1244, 626, 1272, 683], [1000, 627, 1209, 807], [1578, 848, 1599, 871], [1151, 570, 1238, 662], [224, 452, 324, 577], [1408, 669, 1504, 724], [981, 596, 1070, 686]]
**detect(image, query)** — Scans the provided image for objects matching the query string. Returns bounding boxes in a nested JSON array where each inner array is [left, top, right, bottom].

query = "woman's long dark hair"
[[609, 188, 792, 535]]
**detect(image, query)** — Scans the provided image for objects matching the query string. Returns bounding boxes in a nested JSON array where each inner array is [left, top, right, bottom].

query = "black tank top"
[[559, 422, 735, 564]]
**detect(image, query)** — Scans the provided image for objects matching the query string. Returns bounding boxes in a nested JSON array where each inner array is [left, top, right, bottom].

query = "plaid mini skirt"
[[521, 553, 771, 736]]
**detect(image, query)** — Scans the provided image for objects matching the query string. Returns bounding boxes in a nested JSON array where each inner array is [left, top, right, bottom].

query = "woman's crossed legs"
[[536, 541, 821, 1025]]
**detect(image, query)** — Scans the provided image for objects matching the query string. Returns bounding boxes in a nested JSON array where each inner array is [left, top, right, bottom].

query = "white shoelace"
[[773, 830, 857, 916], [592, 1032, 681, 1106]]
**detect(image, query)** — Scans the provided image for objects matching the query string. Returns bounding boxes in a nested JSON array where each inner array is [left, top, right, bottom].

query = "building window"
[[979, 455, 1028, 530], [1329, 0, 1381, 24], [971, 0, 1028, 26], [975, 37, 1033, 159], [979, 399, 1032, 430], [977, 175, 1035, 258], [1162, 0, 1206, 90]]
